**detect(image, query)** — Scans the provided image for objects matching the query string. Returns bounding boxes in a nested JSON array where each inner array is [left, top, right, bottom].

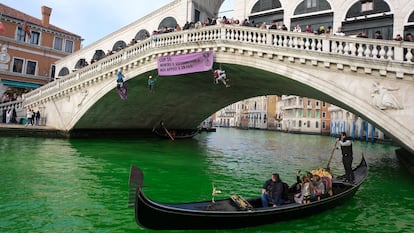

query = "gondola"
[[128, 156, 367, 230], [152, 127, 200, 140]]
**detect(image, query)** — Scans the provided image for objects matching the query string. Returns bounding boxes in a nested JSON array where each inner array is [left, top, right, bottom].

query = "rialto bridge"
[[0, 0, 413, 154], [17, 24, 414, 154]]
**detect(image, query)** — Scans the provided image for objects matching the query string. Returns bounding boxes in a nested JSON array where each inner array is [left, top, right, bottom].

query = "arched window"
[[291, 0, 332, 33], [135, 29, 150, 41], [74, 59, 88, 69], [409, 11, 414, 23], [251, 0, 281, 13], [158, 17, 178, 30], [343, 0, 393, 39], [92, 50, 105, 62], [112, 40, 127, 52], [58, 67, 69, 77], [405, 11, 414, 38], [293, 0, 331, 15], [346, 0, 390, 18]]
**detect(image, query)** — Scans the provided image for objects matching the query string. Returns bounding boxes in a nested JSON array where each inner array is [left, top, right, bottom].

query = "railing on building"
[[0, 100, 25, 124]]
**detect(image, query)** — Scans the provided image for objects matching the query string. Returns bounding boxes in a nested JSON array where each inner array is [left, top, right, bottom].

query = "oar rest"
[[230, 195, 253, 211]]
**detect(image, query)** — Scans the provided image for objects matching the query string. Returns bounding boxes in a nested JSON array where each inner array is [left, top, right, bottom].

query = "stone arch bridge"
[[19, 25, 414, 153]]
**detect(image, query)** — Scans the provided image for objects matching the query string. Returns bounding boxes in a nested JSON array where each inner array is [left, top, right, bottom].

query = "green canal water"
[[0, 128, 413, 233]]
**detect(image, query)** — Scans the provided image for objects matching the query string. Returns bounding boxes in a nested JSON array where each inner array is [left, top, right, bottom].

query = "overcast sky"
[[2, 0, 234, 46]]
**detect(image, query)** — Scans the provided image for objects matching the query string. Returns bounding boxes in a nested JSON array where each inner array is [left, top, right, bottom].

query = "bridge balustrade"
[[23, 25, 413, 107]]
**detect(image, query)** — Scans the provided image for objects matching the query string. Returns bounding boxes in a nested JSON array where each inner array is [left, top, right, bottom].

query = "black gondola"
[[152, 127, 200, 139], [128, 156, 367, 230]]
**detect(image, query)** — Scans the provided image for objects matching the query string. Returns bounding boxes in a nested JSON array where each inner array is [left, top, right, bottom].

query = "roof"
[[0, 3, 82, 39]]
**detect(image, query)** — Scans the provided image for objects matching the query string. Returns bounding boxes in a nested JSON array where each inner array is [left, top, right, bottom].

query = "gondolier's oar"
[[162, 124, 175, 141], [326, 141, 338, 172]]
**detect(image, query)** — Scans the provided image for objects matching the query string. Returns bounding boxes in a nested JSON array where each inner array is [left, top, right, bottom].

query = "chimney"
[[41, 6, 52, 27]]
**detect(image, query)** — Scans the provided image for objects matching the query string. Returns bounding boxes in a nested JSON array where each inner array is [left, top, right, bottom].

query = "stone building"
[[276, 95, 329, 135], [0, 4, 82, 100]]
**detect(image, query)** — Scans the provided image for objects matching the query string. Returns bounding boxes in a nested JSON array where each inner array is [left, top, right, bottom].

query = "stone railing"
[[23, 24, 414, 106], [0, 100, 25, 123]]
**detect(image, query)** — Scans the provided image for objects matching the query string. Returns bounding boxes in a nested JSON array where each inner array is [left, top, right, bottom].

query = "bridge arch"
[[23, 25, 414, 153]]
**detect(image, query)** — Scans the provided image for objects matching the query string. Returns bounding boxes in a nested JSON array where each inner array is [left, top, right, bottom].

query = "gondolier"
[[336, 132, 355, 183]]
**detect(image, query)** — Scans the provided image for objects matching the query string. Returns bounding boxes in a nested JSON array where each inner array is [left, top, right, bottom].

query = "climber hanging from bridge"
[[116, 71, 128, 100], [213, 67, 230, 88]]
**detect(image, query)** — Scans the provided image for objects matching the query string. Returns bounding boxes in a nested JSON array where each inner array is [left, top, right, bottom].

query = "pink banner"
[[157, 51, 214, 76]]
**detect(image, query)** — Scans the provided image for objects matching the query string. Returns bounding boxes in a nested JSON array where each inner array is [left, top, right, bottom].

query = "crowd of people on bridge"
[[76, 14, 413, 71], [146, 16, 413, 42]]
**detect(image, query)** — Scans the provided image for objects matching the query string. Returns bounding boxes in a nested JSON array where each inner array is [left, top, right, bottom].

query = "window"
[[299, 120, 302, 127], [361, 0, 373, 12], [322, 112, 326, 118], [322, 122, 326, 129], [316, 101, 320, 107], [194, 9, 200, 22], [307, 121, 311, 128], [16, 27, 26, 42], [26, 60, 37, 75], [307, 100, 312, 107], [65, 40, 74, 53], [54, 37, 63, 50], [12, 58, 24, 73], [315, 110, 320, 118], [322, 102, 326, 107], [307, 110, 311, 117], [307, 0, 317, 8], [316, 121, 319, 128], [50, 65, 56, 81], [30, 31, 40, 45]]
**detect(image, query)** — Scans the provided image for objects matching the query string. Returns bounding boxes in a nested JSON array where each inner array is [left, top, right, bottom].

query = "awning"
[[1, 79, 41, 89]]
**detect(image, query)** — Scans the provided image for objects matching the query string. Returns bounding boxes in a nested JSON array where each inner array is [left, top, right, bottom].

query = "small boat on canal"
[[152, 127, 200, 140], [128, 156, 367, 230]]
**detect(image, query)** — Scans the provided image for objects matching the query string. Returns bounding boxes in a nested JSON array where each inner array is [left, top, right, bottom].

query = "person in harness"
[[117, 71, 125, 88], [213, 69, 230, 88]]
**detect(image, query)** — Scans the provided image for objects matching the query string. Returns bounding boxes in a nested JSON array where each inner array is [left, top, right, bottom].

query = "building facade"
[[276, 95, 326, 134], [329, 105, 386, 142], [215, 95, 279, 130], [0, 4, 82, 103]]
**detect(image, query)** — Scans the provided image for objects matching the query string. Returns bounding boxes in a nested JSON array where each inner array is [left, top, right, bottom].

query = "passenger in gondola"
[[301, 176, 312, 204], [289, 170, 302, 202], [261, 173, 284, 207], [311, 175, 325, 200]]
